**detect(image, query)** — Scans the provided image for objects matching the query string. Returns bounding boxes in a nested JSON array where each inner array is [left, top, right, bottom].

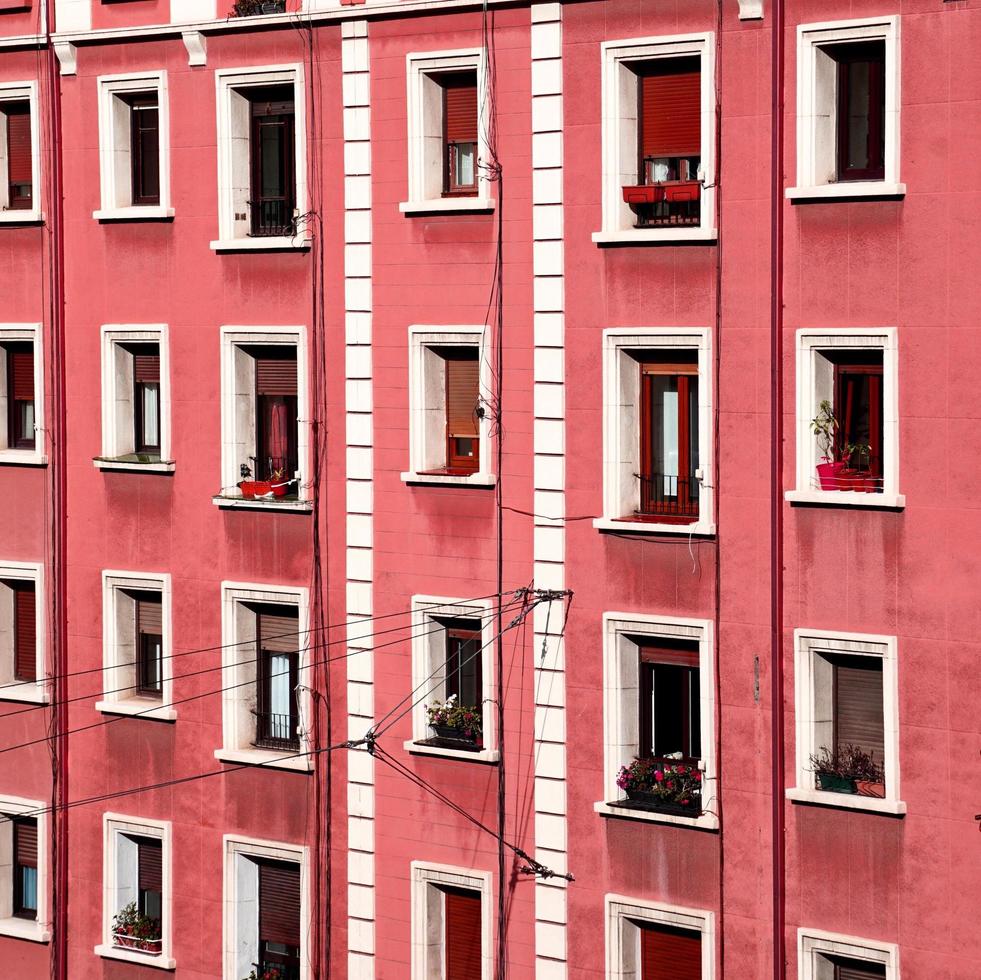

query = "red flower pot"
[[816, 460, 845, 490], [856, 780, 885, 798], [238, 480, 258, 499]]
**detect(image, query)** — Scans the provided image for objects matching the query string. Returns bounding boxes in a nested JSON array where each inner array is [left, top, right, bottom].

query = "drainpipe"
[[769, 0, 786, 978]]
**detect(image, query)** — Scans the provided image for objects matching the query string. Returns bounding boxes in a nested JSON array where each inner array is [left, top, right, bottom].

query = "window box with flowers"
[[112, 901, 162, 956], [231, 0, 286, 16], [809, 744, 885, 799], [615, 755, 703, 818], [425, 695, 482, 750], [244, 965, 295, 980]]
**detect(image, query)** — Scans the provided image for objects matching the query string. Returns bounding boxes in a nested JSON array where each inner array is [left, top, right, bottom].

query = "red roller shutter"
[[259, 860, 301, 948], [256, 356, 297, 396], [14, 584, 36, 682], [259, 610, 299, 654], [834, 657, 884, 762], [6, 104, 32, 185], [137, 596, 162, 636], [443, 76, 478, 144], [640, 64, 701, 159], [14, 819, 37, 869], [444, 887, 481, 980], [9, 349, 34, 401], [133, 354, 160, 384], [445, 356, 479, 439], [137, 838, 162, 893], [640, 922, 701, 980], [638, 640, 699, 668]]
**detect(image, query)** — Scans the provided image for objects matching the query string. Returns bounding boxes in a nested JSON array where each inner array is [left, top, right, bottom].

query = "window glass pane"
[[142, 635, 162, 692], [454, 142, 476, 187], [260, 122, 285, 198], [140, 887, 162, 921], [142, 385, 159, 448], [20, 866, 37, 912], [269, 652, 292, 739], [20, 401, 34, 442], [846, 61, 872, 171], [650, 376, 680, 493]]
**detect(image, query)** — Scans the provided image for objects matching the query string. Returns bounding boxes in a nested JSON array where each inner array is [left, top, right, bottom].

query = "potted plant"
[[810, 400, 846, 490], [232, 0, 286, 15], [112, 901, 162, 954], [425, 695, 482, 747], [243, 966, 287, 980], [809, 744, 884, 796], [844, 442, 875, 493], [615, 755, 702, 816]]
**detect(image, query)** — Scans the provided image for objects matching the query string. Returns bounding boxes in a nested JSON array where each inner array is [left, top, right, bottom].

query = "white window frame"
[[786, 328, 902, 509], [0, 795, 49, 943], [212, 64, 309, 251], [215, 325, 311, 512], [401, 48, 495, 215], [0, 81, 41, 224], [0, 323, 45, 466], [595, 328, 714, 535], [96, 325, 173, 471], [0, 561, 46, 705], [403, 595, 499, 763], [798, 928, 899, 980], [593, 33, 716, 244], [217, 581, 312, 772], [788, 16, 903, 201], [96, 571, 174, 722], [95, 813, 175, 970], [789, 628, 905, 816], [606, 894, 715, 980], [402, 325, 494, 487], [94, 71, 173, 221], [596, 613, 718, 830], [223, 834, 310, 980], [410, 861, 493, 980]]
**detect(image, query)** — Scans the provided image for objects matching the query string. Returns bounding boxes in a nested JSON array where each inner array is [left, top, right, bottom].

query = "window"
[[0, 83, 39, 221], [97, 572, 173, 721], [0, 325, 43, 464], [596, 329, 713, 535], [789, 17, 902, 200], [0, 795, 48, 942], [402, 50, 493, 214], [95, 73, 171, 220], [96, 815, 174, 968], [223, 835, 308, 980], [598, 614, 716, 828], [404, 327, 492, 487], [213, 65, 308, 250], [798, 930, 898, 980], [595, 35, 715, 243], [407, 596, 497, 762], [98, 327, 171, 471], [0, 562, 44, 704], [606, 896, 714, 980], [410, 862, 491, 980], [790, 629, 904, 815], [217, 327, 310, 509], [788, 329, 901, 508], [218, 582, 311, 771]]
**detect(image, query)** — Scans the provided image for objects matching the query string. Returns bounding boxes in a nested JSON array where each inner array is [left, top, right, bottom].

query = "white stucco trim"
[[0, 794, 49, 943], [0, 561, 46, 704], [606, 895, 715, 980], [595, 33, 716, 244], [798, 928, 899, 980], [0, 81, 42, 223], [0, 323, 46, 466], [788, 16, 902, 199]]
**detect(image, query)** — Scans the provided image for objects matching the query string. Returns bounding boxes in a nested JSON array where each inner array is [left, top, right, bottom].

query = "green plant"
[[810, 400, 840, 461], [231, 0, 286, 15], [616, 756, 702, 807], [425, 695, 482, 739], [112, 902, 161, 951], [243, 967, 287, 980], [809, 744, 883, 783], [844, 441, 872, 472]]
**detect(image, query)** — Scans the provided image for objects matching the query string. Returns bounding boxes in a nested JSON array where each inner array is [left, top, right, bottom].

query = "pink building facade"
[[0, 0, 978, 978]]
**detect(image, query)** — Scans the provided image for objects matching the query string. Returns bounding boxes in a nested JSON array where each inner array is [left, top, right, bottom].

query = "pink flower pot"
[[816, 460, 845, 490]]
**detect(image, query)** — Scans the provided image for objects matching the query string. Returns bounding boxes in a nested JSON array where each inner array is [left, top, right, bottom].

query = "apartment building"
[[0, 0, 978, 977]]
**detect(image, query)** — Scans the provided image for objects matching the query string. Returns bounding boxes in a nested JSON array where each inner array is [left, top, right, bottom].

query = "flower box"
[[623, 788, 701, 817], [113, 931, 162, 955], [429, 723, 481, 747], [856, 779, 885, 798], [817, 772, 857, 794], [239, 479, 289, 500]]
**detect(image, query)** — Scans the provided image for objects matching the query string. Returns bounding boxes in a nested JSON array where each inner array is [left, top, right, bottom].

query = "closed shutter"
[[834, 657, 884, 761], [834, 959, 886, 980], [443, 77, 478, 144], [14, 819, 37, 869], [637, 640, 699, 668], [640, 923, 702, 980], [133, 354, 160, 383], [14, 585, 36, 682], [6, 104, 32, 185], [9, 349, 34, 400], [444, 887, 481, 980], [137, 596, 162, 635], [640, 64, 701, 158], [259, 610, 299, 654], [446, 356, 479, 439], [256, 356, 297, 396], [137, 838, 162, 893], [259, 860, 301, 948]]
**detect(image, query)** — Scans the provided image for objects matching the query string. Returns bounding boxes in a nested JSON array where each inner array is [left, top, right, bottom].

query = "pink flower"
[[654, 770, 664, 782]]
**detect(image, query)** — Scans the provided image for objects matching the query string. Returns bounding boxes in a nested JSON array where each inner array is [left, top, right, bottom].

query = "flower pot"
[[624, 787, 701, 815], [430, 723, 480, 746], [621, 184, 661, 206], [815, 460, 845, 490], [817, 772, 857, 794], [856, 780, 885, 798], [238, 480, 258, 499], [113, 932, 161, 954], [261, 0, 286, 11]]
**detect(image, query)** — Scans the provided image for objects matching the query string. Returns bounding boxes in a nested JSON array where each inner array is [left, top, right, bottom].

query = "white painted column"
[[530, 4, 568, 978], [342, 19, 376, 980]]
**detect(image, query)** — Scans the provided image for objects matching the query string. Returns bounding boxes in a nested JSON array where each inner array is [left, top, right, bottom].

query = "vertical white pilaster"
[[531, 4, 568, 978], [342, 19, 376, 980]]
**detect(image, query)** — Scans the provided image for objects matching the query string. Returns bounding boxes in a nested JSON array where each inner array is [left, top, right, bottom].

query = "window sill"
[[593, 516, 716, 537], [212, 495, 313, 513], [786, 182, 906, 202], [95, 699, 177, 722], [399, 197, 495, 216], [785, 489, 905, 510], [403, 739, 500, 764], [592, 226, 718, 246], [213, 747, 313, 772], [0, 211, 43, 225], [786, 787, 906, 817], [0, 917, 51, 944], [594, 801, 719, 831], [0, 450, 47, 466], [93, 206, 175, 222], [0, 681, 48, 705], [94, 944, 176, 970], [401, 471, 496, 489], [94, 457, 176, 473], [209, 237, 311, 252]]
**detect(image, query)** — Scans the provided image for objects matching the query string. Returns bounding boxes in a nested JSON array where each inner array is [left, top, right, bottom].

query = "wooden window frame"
[[443, 885, 483, 979], [833, 359, 883, 480], [5, 343, 35, 451], [135, 596, 163, 698], [440, 72, 479, 198], [443, 350, 480, 475], [132, 348, 161, 457], [248, 91, 297, 238], [833, 41, 886, 183], [128, 95, 160, 207], [12, 581, 36, 683], [3, 101, 32, 211], [637, 642, 701, 764], [257, 859, 302, 976], [12, 818, 37, 920], [254, 610, 300, 752]]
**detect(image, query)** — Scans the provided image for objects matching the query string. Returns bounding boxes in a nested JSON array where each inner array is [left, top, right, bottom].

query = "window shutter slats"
[[446, 357, 479, 438], [256, 357, 297, 396], [137, 597, 162, 636], [259, 611, 299, 654], [259, 860, 301, 948], [834, 960, 887, 980], [6, 104, 32, 184], [14, 819, 37, 868], [641, 68, 701, 159], [835, 659, 884, 762], [10, 350, 34, 400], [137, 838, 162, 893], [640, 923, 702, 980], [444, 887, 482, 980], [637, 640, 699, 668], [444, 79, 478, 144], [14, 585, 36, 682], [133, 354, 160, 383]]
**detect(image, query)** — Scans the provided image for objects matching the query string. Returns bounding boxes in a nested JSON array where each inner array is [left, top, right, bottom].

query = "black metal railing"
[[252, 711, 299, 751], [248, 199, 296, 238], [633, 195, 701, 228], [250, 960, 301, 980], [637, 473, 699, 519]]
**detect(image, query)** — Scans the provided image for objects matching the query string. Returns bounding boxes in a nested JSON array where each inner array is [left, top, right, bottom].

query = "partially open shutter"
[[640, 923, 702, 980], [137, 838, 162, 893], [133, 354, 160, 384], [259, 610, 299, 654], [834, 960, 887, 980], [256, 356, 297, 396], [137, 596, 162, 636], [640, 63, 701, 159], [446, 356, 479, 439], [9, 349, 34, 401], [6, 104, 32, 186], [14, 585, 36, 682], [443, 76, 478, 144], [444, 887, 481, 980], [637, 640, 699, 668], [14, 819, 37, 869], [834, 657, 884, 762], [259, 860, 301, 947]]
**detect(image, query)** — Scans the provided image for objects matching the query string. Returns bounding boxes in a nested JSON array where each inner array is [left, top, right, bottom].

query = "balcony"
[[248, 199, 297, 239], [252, 711, 299, 752], [636, 473, 699, 521]]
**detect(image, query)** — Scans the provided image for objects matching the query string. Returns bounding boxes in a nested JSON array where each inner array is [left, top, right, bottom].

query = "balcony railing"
[[248, 199, 296, 238], [622, 180, 701, 229], [253, 711, 299, 752], [636, 473, 699, 519]]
